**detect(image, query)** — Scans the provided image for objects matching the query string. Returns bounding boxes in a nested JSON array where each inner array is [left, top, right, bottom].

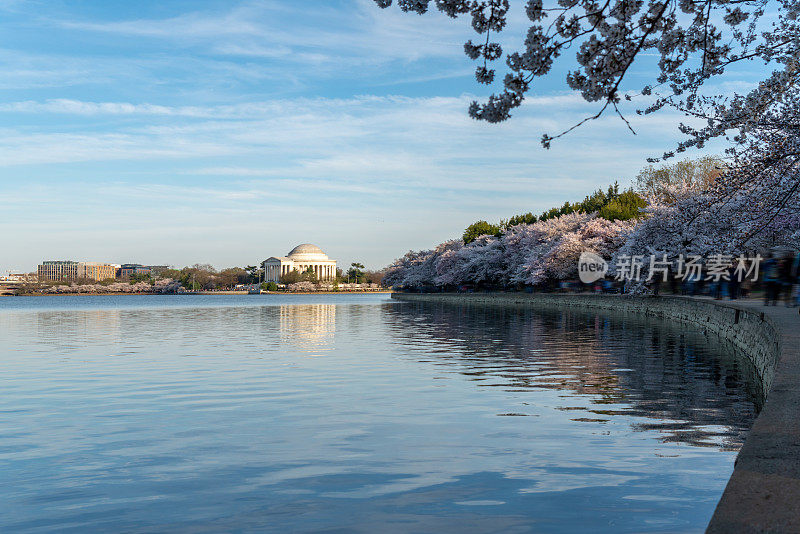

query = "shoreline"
[[392, 292, 800, 533]]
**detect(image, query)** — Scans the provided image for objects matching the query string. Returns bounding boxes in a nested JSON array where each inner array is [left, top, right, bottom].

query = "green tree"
[[301, 267, 318, 284], [178, 264, 218, 290], [159, 268, 182, 280], [244, 265, 259, 284], [462, 220, 501, 244], [346, 262, 366, 283], [280, 270, 301, 284], [128, 273, 152, 284], [218, 267, 248, 289], [598, 191, 647, 221], [502, 212, 536, 230]]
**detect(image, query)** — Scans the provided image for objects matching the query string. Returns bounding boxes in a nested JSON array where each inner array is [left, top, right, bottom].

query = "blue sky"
[[0, 0, 759, 272]]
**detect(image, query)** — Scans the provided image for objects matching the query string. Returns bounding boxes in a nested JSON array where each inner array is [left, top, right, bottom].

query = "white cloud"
[[0, 0, 736, 272], [56, 0, 468, 67]]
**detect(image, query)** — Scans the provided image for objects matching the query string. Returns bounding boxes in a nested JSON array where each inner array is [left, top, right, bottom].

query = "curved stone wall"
[[391, 292, 794, 532]]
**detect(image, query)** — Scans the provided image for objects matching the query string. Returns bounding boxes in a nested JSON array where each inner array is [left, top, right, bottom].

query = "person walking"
[[727, 261, 740, 300], [762, 254, 780, 306], [780, 253, 795, 306], [712, 276, 723, 300], [668, 266, 678, 295]]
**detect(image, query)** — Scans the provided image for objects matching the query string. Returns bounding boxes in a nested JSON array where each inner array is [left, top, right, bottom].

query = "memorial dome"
[[287, 244, 329, 262]]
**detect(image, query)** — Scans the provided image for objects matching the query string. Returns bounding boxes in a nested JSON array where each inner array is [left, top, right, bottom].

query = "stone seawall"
[[392, 292, 796, 533]]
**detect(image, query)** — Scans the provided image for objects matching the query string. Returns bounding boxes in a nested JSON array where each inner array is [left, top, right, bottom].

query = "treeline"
[[384, 157, 789, 292], [160, 262, 384, 291], [29, 262, 386, 294], [462, 183, 646, 244]]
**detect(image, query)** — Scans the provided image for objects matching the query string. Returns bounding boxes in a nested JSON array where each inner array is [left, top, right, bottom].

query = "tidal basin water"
[[0, 294, 757, 533]]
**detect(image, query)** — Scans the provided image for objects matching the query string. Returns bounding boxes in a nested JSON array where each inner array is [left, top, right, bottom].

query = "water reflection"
[[0, 295, 758, 533], [279, 304, 336, 349], [383, 301, 757, 451]]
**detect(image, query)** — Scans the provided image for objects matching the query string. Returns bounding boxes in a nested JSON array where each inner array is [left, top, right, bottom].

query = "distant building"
[[117, 264, 171, 279], [0, 273, 34, 282], [118, 264, 151, 278], [38, 261, 118, 282], [81, 262, 118, 282], [264, 244, 337, 282], [38, 261, 80, 281]]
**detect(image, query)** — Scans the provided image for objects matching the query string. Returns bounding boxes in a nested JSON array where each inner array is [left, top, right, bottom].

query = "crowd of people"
[[622, 251, 800, 305], [760, 251, 800, 306]]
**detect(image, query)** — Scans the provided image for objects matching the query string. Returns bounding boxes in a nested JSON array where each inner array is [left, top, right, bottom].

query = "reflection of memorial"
[[279, 304, 336, 349], [384, 301, 758, 450]]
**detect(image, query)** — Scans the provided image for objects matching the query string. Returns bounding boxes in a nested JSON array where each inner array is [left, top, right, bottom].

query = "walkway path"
[[706, 298, 800, 533]]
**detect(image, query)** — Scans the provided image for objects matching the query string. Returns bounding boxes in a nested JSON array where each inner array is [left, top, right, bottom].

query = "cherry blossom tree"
[[615, 158, 799, 284], [375, 0, 800, 253], [288, 281, 317, 292], [435, 234, 506, 286], [384, 212, 633, 288], [510, 212, 631, 284], [373, 0, 798, 144], [153, 279, 182, 293], [383, 240, 464, 288]]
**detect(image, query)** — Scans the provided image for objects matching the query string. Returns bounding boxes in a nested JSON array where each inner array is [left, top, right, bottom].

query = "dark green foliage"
[[244, 265, 260, 283], [347, 262, 366, 283], [301, 267, 318, 284], [280, 270, 301, 284], [467, 182, 646, 239], [463, 220, 502, 244], [128, 273, 152, 284], [538, 201, 576, 222], [537, 183, 626, 223], [598, 190, 647, 221], [502, 212, 537, 229]]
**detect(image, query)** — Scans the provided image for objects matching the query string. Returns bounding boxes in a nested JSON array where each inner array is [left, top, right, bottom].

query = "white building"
[[263, 244, 337, 282]]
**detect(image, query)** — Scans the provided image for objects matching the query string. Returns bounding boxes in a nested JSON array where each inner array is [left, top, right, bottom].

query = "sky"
[[0, 0, 762, 272]]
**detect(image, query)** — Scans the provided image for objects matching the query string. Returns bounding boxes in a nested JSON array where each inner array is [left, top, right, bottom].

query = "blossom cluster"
[[385, 168, 799, 291], [374, 0, 798, 147], [384, 212, 634, 289], [38, 279, 182, 294], [613, 254, 761, 283]]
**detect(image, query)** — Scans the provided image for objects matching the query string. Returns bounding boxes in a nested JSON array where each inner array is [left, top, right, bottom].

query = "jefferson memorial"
[[264, 244, 337, 282]]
